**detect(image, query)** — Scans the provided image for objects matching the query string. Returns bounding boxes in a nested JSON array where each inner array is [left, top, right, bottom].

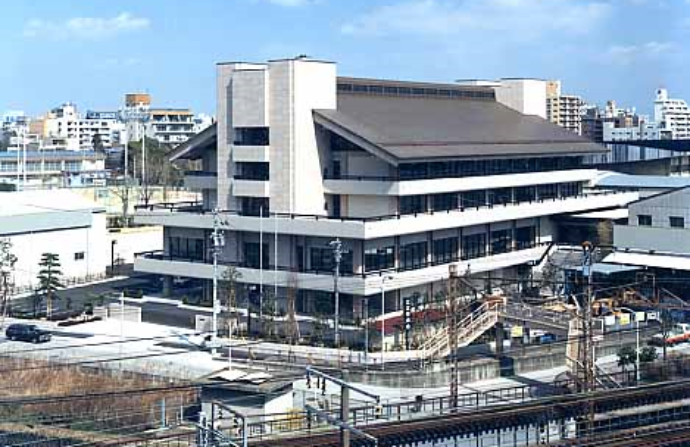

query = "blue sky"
[[2, 0, 689, 117]]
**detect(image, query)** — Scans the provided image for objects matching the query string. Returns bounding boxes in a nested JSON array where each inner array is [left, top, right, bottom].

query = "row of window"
[[233, 127, 269, 146], [337, 82, 495, 100], [637, 214, 685, 228], [399, 183, 583, 214], [0, 161, 80, 172], [398, 157, 583, 180]]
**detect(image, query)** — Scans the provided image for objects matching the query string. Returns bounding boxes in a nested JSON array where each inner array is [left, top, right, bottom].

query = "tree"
[[112, 180, 134, 228], [36, 253, 64, 320], [617, 346, 636, 377], [0, 240, 17, 327], [659, 308, 677, 361], [639, 346, 658, 363], [220, 267, 241, 338]]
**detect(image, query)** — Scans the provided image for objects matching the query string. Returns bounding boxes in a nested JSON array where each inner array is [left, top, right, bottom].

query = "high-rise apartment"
[[546, 80, 584, 134]]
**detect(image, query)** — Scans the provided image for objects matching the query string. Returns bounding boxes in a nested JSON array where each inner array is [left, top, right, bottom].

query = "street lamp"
[[618, 306, 641, 384], [380, 275, 394, 370], [110, 239, 118, 278]]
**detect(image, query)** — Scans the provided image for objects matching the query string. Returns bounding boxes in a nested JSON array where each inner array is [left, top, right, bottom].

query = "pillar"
[[163, 276, 173, 298]]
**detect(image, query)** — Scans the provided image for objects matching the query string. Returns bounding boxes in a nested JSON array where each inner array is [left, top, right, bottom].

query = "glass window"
[[488, 188, 512, 206], [400, 195, 427, 214], [670, 216, 685, 228], [462, 233, 486, 260], [560, 182, 581, 198], [432, 193, 458, 211], [235, 162, 269, 181], [461, 190, 487, 208], [245, 242, 269, 269], [240, 198, 269, 216], [637, 215, 652, 226], [537, 184, 557, 200], [433, 237, 459, 265], [515, 186, 536, 202], [74, 252, 85, 261], [233, 127, 269, 146], [310, 247, 353, 274], [515, 226, 536, 250], [400, 241, 427, 270], [365, 246, 395, 272], [490, 229, 512, 255]]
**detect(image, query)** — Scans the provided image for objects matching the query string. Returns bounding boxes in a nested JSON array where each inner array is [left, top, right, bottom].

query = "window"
[[515, 186, 536, 203], [560, 182, 581, 198], [432, 193, 458, 211], [365, 246, 395, 272], [400, 195, 426, 214], [490, 229, 512, 255], [400, 241, 427, 270], [310, 247, 353, 273], [462, 233, 486, 260], [638, 214, 652, 226], [169, 237, 205, 261], [461, 190, 487, 208], [244, 242, 269, 269], [515, 226, 536, 250], [74, 252, 85, 261], [433, 237, 459, 265], [670, 216, 685, 228], [240, 198, 269, 216], [233, 127, 269, 146], [488, 188, 512, 206], [537, 184, 557, 200], [235, 162, 269, 181]]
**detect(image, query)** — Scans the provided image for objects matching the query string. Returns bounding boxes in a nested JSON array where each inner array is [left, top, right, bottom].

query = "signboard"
[[635, 312, 646, 323], [510, 326, 523, 338], [604, 315, 616, 327], [619, 314, 631, 326]]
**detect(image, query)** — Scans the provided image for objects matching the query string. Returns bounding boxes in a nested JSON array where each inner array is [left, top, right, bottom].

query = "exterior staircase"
[[422, 301, 571, 360]]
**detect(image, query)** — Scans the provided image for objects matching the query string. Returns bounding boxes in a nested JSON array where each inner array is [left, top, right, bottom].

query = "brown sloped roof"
[[315, 93, 606, 162]]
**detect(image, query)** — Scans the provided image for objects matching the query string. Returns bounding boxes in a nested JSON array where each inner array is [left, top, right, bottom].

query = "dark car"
[[5, 324, 52, 343]]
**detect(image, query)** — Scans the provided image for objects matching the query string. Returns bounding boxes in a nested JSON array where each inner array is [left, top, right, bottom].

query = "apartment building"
[[79, 111, 125, 149], [122, 93, 210, 146], [134, 57, 636, 331], [655, 88, 690, 139], [0, 150, 106, 188], [546, 80, 584, 134]]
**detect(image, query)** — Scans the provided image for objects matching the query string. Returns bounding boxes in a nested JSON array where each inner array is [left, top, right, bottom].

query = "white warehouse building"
[[134, 57, 636, 332], [1, 190, 109, 294]]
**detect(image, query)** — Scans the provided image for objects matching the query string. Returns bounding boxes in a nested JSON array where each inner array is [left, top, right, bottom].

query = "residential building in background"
[[0, 150, 107, 188], [455, 78, 547, 119], [79, 111, 125, 149], [546, 80, 584, 134], [122, 93, 212, 145], [655, 88, 690, 139], [135, 57, 636, 331]]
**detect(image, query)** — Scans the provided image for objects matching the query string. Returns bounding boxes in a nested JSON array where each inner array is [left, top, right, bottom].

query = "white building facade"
[[655, 88, 690, 139], [0, 190, 108, 294], [134, 57, 636, 332]]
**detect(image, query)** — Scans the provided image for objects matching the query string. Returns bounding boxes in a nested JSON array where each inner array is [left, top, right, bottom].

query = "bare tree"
[[285, 274, 300, 345], [220, 267, 241, 338], [112, 180, 134, 228]]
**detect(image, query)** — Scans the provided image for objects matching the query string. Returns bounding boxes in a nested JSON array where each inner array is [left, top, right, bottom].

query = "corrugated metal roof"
[[315, 93, 605, 161], [604, 251, 690, 272]]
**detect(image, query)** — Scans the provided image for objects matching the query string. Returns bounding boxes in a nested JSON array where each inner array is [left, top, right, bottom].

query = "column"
[[163, 276, 173, 298]]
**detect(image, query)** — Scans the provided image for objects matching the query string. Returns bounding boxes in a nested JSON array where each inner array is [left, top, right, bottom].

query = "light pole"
[[329, 239, 343, 347], [619, 306, 641, 383], [211, 209, 225, 357], [380, 275, 394, 370]]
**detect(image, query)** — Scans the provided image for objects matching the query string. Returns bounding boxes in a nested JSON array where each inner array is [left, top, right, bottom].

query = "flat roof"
[[570, 262, 642, 275], [593, 172, 690, 190], [315, 93, 606, 163], [604, 251, 690, 272]]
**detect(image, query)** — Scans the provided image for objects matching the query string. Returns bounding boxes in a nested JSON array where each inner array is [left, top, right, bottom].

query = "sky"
[[1, 0, 689, 117]]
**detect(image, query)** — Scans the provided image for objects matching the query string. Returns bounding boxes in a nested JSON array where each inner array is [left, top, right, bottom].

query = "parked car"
[[5, 324, 52, 343]]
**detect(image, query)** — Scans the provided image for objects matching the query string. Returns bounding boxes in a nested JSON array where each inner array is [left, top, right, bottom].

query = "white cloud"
[[607, 41, 675, 65], [24, 12, 150, 40], [341, 0, 612, 40]]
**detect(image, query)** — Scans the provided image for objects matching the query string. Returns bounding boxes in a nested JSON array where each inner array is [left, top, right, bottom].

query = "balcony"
[[134, 244, 550, 296], [184, 171, 217, 190], [324, 169, 598, 196], [134, 191, 639, 239], [233, 145, 270, 163], [233, 179, 269, 197]]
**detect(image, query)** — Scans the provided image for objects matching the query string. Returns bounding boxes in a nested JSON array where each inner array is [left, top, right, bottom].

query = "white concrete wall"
[[628, 188, 690, 229], [346, 196, 396, 218], [109, 226, 164, 265], [495, 79, 547, 119], [7, 213, 108, 291], [231, 69, 268, 127]]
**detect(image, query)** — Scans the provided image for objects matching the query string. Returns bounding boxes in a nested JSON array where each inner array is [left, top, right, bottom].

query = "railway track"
[[556, 421, 690, 446], [251, 379, 690, 447]]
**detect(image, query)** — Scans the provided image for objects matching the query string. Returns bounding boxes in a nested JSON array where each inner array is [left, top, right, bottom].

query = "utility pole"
[[330, 239, 343, 347], [0, 240, 17, 329], [211, 209, 225, 357], [448, 264, 460, 408], [581, 241, 596, 434]]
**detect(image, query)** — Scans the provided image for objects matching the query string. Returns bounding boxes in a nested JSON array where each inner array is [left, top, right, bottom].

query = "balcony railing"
[[135, 242, 549, 278], [135, 190, 627, 223]]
